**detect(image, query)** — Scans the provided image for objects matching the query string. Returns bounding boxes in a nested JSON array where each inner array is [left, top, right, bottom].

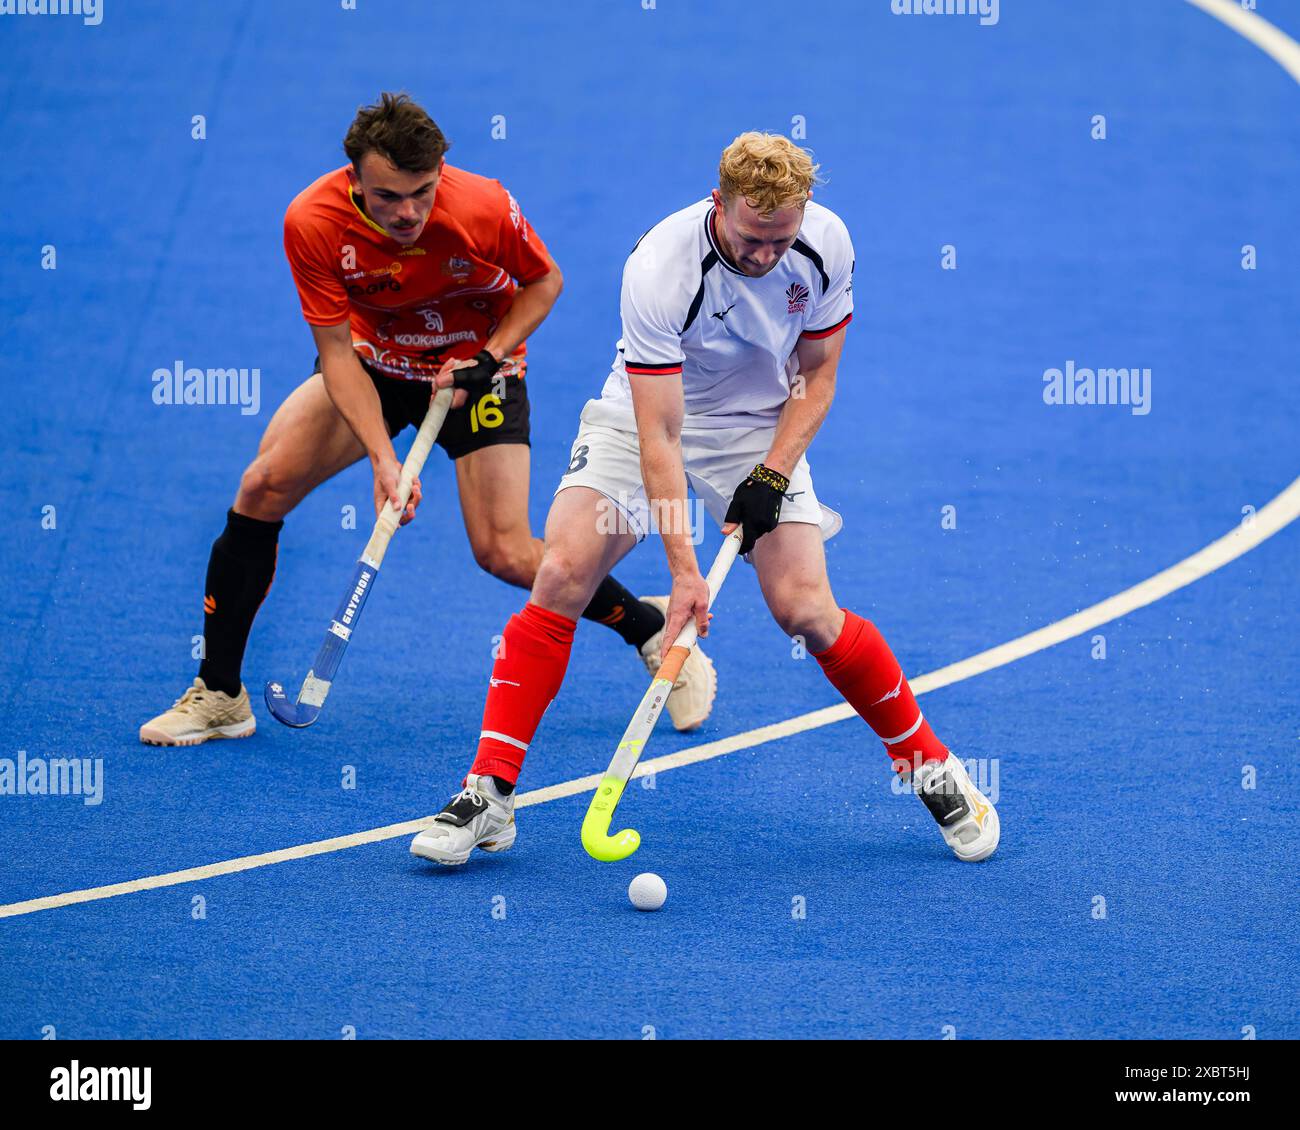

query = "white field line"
[[1185, 0, 1300, 84], [1, 0, 1296, 925], [4, 475, 1296, 920]]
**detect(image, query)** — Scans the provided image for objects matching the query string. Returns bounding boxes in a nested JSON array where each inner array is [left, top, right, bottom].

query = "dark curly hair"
[[343, 92, 449, 173]]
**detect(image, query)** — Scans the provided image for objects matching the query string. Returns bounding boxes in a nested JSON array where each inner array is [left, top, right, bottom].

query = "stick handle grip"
[[363, 387, 454, 566]]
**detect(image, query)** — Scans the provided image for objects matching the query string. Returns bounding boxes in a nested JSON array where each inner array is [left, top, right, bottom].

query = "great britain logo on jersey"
[[786, 282, 810, 314]]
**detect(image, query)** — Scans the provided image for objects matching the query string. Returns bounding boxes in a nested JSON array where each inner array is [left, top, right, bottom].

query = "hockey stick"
[[265, 387, 454, 727], [581, 529, 744, 860]]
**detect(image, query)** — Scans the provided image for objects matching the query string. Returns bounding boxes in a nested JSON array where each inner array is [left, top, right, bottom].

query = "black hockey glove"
[[450, 349, 504, 393], [724, 464, 790, 555]]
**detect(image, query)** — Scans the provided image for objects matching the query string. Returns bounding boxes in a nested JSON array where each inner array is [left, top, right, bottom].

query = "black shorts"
[[313, 355, 531, 461]]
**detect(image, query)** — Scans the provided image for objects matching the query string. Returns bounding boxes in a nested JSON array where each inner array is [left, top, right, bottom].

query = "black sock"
[[490, 776, 515, 796], [197, 509, 283, 696], [580, 575, 665, 649]]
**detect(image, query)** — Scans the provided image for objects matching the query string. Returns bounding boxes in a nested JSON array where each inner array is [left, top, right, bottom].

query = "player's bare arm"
[[312, 319, 421, 526], [720, 329, 845, 555], [761, 325, 845, 479], [484, 258, 563, 361], [629, 371, 710, 648], [434, 257, 564, 396]]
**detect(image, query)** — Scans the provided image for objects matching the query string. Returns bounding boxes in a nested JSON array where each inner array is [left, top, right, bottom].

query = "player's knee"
[[531, 545, 590, 607], [767, 580, 836, 641], [473, 538, 537, 589], [236, 455, 297, 520], [236, 459, 271, 508]]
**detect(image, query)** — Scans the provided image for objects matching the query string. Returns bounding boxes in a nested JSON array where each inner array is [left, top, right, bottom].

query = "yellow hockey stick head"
[[581, 776, 642, 861]]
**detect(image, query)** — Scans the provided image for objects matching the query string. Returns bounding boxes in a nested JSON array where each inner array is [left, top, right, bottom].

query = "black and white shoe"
[[410, 773, 516, 866], [909, 755, 1000, 862]]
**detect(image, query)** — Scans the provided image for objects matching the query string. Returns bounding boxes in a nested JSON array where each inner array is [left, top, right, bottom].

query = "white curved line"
[[5, 475, 1294, 920], [1185, 0, 1300, 83], [1, 2, 1297, 921]]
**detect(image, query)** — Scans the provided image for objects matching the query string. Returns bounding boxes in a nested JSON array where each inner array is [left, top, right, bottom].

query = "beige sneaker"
[[637, 595, 717, 732], [139, 678, 256, 746]]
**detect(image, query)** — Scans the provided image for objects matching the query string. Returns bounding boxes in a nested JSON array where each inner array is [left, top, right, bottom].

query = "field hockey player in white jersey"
[[411, 132, 999, 867]]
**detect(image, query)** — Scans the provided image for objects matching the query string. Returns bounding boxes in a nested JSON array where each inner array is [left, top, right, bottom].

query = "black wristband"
[[451, 349, 504, 391]]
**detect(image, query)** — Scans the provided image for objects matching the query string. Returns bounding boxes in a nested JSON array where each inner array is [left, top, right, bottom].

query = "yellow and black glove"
[[724, 464, 789, 555]]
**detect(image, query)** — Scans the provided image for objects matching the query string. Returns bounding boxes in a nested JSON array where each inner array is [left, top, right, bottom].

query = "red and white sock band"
[[812, 610, 949, 770], [471, 602, 577, 785]]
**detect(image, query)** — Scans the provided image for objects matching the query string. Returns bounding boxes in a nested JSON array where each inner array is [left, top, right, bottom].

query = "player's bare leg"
[[234, 372, 382, 522], [411, 485, 635, 863], [751, 522, 998, 861], [454, 443, 544, 588], [532, 485, 639, 613], [748, 521, 845, 652], [455, 445, 715, 730], [141, 373, 386, 746]]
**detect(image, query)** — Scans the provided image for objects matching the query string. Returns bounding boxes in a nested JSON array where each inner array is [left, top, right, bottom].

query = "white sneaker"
[[638, 595, 717, 732], [910, 755, 1000, 862], [410, 773, 516, 866], [139, 678, 256, 746]]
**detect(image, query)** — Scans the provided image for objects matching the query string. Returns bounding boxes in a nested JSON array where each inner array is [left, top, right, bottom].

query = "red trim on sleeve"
[[624, 362, 684, 375], [800, 312, 853, 340]]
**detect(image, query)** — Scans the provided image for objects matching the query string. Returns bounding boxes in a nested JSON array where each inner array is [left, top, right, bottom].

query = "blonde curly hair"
[[718, 132, 822, 215]]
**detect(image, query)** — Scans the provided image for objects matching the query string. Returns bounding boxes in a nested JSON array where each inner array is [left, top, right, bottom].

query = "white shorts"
[[554, 410, 842, 545]]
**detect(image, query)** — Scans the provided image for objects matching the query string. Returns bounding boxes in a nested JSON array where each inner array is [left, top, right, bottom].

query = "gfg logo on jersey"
[[347, 279, 401, 298], [786, 282, 810, 314]]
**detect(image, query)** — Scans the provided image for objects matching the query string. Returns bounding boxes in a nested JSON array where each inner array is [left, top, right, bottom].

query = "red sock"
[[470, 603, 577, 786], [812, 610, 948, 772]]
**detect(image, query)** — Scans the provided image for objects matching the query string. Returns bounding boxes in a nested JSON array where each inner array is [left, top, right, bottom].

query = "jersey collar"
[[705, 206, 748, 277], [348, 187, 399, 240]]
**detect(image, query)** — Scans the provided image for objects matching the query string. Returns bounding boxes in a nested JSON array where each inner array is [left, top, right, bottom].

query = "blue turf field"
[[1, 0, 1298, 1039]]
